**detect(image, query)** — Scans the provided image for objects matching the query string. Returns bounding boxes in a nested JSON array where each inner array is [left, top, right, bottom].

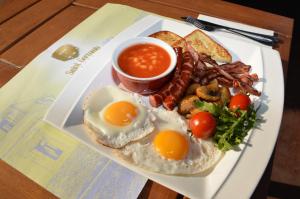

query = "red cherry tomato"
[[189, 112, 216, 139], [229, 93, 251, 110]]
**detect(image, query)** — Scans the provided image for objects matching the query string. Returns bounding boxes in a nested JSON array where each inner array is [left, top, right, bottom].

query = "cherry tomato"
[[229, 93, 251, 110], [189, 112, 216, 139]]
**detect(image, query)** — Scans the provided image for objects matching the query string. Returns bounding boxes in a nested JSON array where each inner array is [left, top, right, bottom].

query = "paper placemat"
[[0, 3, 149, 199]]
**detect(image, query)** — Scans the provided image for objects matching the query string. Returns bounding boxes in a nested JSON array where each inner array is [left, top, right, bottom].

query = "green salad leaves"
[[194, 101, 258, 151]]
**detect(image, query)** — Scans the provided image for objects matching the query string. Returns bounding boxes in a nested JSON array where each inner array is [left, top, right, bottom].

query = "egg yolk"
[[104, 101, 138, 126], [154, 130, 189, 160]]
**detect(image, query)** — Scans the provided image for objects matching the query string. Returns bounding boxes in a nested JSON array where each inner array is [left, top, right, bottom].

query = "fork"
[[182, 16, 277, 46]]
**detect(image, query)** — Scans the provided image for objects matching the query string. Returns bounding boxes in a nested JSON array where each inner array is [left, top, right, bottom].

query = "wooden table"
[[0, 0, 293, 198]]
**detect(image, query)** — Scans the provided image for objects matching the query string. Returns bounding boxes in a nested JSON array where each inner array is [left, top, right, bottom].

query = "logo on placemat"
[[52, 44, 79, 61], [65, 46, 101, 75]]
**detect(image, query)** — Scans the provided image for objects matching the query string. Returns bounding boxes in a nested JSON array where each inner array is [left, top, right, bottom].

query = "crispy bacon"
[[189, 50, 261, 96]]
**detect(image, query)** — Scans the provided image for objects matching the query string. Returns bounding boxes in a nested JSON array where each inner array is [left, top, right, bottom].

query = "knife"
[[181, 16, 279, 44]]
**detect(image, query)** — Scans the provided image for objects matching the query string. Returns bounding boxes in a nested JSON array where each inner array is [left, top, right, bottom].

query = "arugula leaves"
[[194, 101, 257, 151], [194, 100, 221, 116]]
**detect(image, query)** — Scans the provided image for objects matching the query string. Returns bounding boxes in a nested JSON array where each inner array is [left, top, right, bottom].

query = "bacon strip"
[[221, 61, 251, 73], [217, 77, 233, 87], [234, 80, 261, 96]]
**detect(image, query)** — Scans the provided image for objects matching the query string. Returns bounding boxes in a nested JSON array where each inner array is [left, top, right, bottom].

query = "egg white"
[[119, 108, 223, 175], [83, 86, 155, 148]]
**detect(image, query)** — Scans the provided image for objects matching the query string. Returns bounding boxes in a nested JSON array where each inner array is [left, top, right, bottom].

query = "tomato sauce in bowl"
[[118, 44, 171, 78]]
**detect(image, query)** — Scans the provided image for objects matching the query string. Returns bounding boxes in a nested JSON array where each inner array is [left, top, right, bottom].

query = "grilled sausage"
[[163, 51, 194, 110]]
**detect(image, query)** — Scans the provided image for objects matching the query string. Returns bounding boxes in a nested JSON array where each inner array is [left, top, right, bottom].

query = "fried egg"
[[83, 86, 154, 148], [119, 108, 223, 175]]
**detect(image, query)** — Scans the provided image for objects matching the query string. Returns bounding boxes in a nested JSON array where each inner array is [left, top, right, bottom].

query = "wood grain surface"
[[0, 62, 20, 87], [0, 0, 72, 53], [0, 0, 40, 23], [0, 0, 294, 198], [0, 159, 58, 199]]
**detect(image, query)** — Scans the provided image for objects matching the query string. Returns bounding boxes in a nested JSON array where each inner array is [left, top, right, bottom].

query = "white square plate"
[[44, 15, 283, 199]]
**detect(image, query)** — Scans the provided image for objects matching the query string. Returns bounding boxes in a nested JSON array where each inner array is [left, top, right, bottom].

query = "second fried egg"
[[119, 108, 223, 175]]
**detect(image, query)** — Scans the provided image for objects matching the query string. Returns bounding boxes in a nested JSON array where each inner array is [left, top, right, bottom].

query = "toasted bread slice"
[[149, 31, 183, 46], [172, 38, 187, 51], [184, 29, 232, 63]]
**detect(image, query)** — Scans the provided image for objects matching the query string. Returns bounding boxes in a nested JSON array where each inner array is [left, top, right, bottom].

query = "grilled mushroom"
[[196, 79, 220, 101], [186, 83, 201, 95], [178, 95, 199, 115], [216, 86, 231, 106]]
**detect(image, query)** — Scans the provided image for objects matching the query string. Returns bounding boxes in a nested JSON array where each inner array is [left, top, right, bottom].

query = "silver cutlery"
[[182, 16, 279, 46]]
